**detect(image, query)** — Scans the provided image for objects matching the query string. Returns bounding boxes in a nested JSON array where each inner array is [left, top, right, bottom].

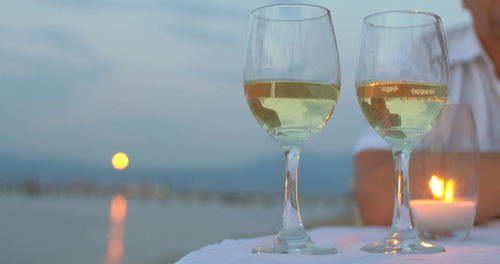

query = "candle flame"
[[429, 175, 454, 202]]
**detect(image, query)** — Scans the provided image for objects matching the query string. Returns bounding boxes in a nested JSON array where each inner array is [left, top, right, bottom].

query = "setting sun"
[[111, 152, 129, 170]]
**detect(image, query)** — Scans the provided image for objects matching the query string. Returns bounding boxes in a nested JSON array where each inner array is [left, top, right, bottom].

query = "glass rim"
[[363, 10, 442, 28], [250, 4, 330, 22]]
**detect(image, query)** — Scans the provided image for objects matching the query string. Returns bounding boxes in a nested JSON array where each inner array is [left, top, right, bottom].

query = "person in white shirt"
[[354, 0, 500, 225]]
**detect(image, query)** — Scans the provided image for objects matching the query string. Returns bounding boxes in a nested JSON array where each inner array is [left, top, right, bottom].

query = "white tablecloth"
[[177, 221, 500, 264]]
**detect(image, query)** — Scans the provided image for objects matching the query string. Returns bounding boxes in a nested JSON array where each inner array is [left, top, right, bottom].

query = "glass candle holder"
[[410, 103, 479, 240]]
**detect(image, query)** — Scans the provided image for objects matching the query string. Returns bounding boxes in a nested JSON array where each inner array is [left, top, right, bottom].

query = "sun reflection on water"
[[103, 194, 127, 264]]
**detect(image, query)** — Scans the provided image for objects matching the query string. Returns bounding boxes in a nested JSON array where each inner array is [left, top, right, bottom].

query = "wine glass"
[[355, 10, 449, 254], [243, 4, 340, 254], [410, 103, 479, 241]]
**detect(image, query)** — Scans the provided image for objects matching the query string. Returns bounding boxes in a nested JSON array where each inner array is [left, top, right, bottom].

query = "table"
[[177, 221, 500, 264]]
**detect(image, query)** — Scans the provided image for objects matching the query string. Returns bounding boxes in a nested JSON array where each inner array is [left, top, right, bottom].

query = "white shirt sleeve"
[[353, 126, 390, 154]]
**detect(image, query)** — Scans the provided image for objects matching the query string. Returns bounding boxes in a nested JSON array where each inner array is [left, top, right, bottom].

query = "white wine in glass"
[[355, 10, 449, 254], [245, 80, 340, 143], [357, 81, 448, 145], [243, 4, 341, 254]]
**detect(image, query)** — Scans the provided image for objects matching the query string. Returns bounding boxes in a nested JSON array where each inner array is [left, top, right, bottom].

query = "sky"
[[0, 0, 470, 171]]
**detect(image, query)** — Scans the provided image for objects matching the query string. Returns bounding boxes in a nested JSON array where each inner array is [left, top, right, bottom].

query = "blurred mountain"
[[0, 152, 353, 196], [166, 152, 354, 196]]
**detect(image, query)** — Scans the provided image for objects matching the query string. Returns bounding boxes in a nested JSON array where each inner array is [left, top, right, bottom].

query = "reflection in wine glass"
[[243, 4, 340, 254], [355, 10, 449, 254]]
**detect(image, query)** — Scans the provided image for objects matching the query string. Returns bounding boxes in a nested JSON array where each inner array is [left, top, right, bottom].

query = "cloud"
[[0, 27, 108, 99]]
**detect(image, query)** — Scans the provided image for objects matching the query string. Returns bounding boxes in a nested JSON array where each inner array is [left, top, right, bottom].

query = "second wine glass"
[[355, 10, 449, 254]]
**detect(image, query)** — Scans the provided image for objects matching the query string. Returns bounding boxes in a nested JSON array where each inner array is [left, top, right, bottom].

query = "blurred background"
[[0, 0, 469, 263]]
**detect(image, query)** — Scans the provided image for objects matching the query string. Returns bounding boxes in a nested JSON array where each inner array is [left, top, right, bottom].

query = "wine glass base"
[[361, 237, 445, 254], [252, 242, 337, 255]]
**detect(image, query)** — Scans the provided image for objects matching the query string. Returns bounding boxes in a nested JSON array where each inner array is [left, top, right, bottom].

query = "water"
[[0, 192, 354, 264]]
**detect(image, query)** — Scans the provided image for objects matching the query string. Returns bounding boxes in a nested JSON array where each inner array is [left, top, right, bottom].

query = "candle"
[[410, 175, 476, 233], [410, 199, 476, 231]]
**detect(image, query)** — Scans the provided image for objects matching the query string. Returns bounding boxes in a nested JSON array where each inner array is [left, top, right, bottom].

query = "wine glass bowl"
[[243, 4, 340, 254], [355, 10, 449, 254]]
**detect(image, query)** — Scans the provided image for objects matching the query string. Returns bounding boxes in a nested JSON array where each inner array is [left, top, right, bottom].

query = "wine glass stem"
[[390, 147, 414, 237], [277, 144, 310, 244]]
